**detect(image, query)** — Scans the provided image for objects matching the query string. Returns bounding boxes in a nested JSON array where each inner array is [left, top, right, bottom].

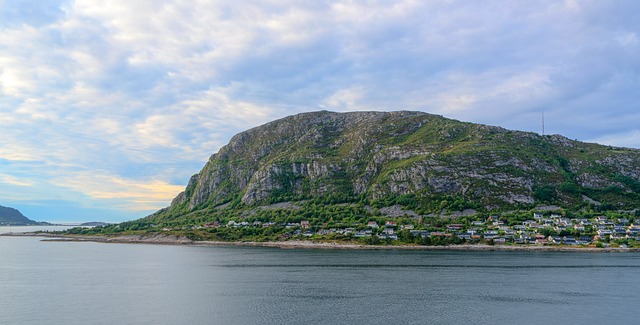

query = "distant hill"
[[144, 110, 640, 224], [0, 205, 38, 225], [80, 222, 109, 227]]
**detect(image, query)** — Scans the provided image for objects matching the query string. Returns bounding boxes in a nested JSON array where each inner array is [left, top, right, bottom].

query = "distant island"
[[79, 222, 110, 227], [60, 111, 640, 249], [0, 205, 47, 226]]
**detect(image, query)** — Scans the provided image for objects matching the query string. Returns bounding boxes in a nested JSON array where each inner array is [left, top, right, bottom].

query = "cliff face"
[[153, 110, 640, 219]]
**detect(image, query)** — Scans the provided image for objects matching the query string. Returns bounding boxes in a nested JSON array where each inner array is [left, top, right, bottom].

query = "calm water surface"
[[0, 225, 78, 233], [1, 236, 639, 324]]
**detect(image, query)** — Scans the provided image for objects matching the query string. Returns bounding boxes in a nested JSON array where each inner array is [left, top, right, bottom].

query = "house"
[[558, 218, 572, 226], [598, 229, 613, 236], [578, 236, 593, 244], [354, 230, 371, 237], [504, 230, 516, 239], [385, 221, 397, 227], [610, 233, 626, 241], [300, 220, 311, 229], [286, 222, 300, 229], [526, 222, 541, 229], [411, 230, 429, 238], [367, 221, 379, 228], [533, 212, 543, 219], [578, 219, 592, 226], [472, 221, 485, 226], [253, 221, 262, 227], [483, 233, 498, 240], [548, 236, 562, 244], [614, 227, 627, 235], [493, 237, 506, 244], [378, 233, 398, 240], [534, 234, 547, 244], [382, 228, 395, 235], [485, 230, 499, 235], [447, 224, 464, 231], [401, 224, 414, 230]]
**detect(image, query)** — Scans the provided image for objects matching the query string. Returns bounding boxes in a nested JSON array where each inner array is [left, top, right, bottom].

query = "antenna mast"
[[542, 111, 545, 136]]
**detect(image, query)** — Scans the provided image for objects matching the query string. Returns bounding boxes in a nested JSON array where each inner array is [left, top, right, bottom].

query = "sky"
[[1, 0, 639, 223]]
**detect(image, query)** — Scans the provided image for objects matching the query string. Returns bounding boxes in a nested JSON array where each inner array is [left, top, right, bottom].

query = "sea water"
[[1, 235, 638, 324]]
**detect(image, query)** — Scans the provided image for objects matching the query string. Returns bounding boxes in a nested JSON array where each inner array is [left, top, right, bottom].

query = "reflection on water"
[[0, 236, 638, 325]]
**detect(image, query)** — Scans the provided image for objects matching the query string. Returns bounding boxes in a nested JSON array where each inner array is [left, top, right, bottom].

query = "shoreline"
[[2, 232, 638, 252]]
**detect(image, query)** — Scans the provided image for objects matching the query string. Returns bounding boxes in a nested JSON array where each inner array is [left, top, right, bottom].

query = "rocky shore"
[[2, 232, 638, 252]]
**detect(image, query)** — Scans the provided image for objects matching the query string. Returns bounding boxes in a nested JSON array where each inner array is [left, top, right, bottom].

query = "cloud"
[[321, 86, 366, 111], [0, 173, 33, 187], [1, 0, 640, 221], [58, 173, 184, 211], [590, 130, 640, 149]]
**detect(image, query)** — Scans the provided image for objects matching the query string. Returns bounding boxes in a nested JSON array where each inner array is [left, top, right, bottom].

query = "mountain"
[[0, 205, 38, 225], [147, 110, 640, 223]]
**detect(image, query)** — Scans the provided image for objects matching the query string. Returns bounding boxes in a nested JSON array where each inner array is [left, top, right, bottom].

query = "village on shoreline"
[[5, 211, 640, 251], [155, 211, 640, 249], [214, 212, 640, 248]]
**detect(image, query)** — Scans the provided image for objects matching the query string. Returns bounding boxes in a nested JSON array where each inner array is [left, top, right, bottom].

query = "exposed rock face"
[[152, 110, 640, 219]]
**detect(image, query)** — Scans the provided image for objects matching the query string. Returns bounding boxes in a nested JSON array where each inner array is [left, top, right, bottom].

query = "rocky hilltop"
[[0, 205, 37, 225], [149, 110, 640, 222]]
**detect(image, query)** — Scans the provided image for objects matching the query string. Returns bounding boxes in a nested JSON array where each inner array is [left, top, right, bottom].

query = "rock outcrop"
[[150, 110, 640, 220]]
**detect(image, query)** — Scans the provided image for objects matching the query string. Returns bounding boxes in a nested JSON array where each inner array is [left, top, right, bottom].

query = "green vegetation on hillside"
[[67, 111, 640, 247]]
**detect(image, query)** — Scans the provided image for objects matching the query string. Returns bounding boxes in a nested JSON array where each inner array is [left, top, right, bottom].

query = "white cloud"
[[590, 130, 640, 149], [58, 173, 184, 211], [0, 173, 34, 187], [617, 32, 638, 48], [321, 86, 366, 111], [1, 0, 640, 221]]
